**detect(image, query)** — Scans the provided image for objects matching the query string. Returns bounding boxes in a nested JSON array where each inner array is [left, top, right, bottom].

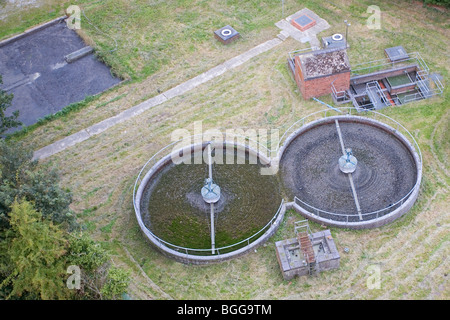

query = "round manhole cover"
[[332, 33, 343, 41], [221, 29, 232, 37]]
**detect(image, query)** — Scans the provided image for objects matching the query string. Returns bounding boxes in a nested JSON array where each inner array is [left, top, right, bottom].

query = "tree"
[[0, 200, 70, 299], [66, 233, 131, 300], [66, 233, 109, 299], [422, 0, 450, 8], [0, 75, 21, 135], [0, 142, 130, 300], [0, 140, 75, 232], [101, 266, 131, 300]]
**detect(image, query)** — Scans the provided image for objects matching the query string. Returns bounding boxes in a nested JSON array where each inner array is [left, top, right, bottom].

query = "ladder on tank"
[[294, 220, 317, 275]]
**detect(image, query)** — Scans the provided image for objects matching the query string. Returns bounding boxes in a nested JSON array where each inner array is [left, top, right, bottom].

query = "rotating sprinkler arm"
[[207, 142, 213, 182]]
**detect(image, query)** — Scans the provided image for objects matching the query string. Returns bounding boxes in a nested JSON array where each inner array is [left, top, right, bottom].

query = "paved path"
[[33, 8, 330, 161], [33, 37, 284, 160]]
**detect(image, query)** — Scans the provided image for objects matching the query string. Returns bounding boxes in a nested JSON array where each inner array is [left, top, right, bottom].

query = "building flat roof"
[[296, 48, 350, 79]]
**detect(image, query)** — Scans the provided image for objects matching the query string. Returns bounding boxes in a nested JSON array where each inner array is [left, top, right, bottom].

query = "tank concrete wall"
[[280, 115, 422, 229]]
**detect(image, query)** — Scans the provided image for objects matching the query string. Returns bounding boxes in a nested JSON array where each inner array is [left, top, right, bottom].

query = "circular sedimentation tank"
[[134, 111, 422, 263], [134, 141, 283, 264], [279, 115, 422, 228]]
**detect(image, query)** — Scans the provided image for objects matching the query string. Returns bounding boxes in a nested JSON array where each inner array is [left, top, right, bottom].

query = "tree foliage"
[[0, 200, 70, 299], [0, 75, 21, 135], [0, 135, 130, 300], [0, 140, 75, 231], [422, 0, 450, 8], [0, 201, 131, 300], [67, 234, 130, 300], [101, 266, 131, 300]]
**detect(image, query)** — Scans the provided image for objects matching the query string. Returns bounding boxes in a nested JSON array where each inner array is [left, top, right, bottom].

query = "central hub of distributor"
[[338, 148, 358, 173], [201, 178, 221, 204]]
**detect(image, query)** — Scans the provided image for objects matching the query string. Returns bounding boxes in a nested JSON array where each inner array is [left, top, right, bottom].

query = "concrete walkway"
[[33, 36, 285, 160], [33, 8, 331, 161]]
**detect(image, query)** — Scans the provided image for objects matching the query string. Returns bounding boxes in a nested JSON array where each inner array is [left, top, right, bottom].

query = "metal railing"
[[294, 193, 409, 224], [331, 82, 351, 104], [288, 47, 314, 61], [397, 70, 444, 105], [351, 52, 429, 76], [132, 136, 285, 257], [340, 51, 443, 109], [282, 107, 423, 224], [366, 81, 390, 109], [134, 107, 423, 250]]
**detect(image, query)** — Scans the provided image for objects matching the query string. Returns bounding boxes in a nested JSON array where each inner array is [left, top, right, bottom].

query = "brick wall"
[[294, 55, 350, 100], [301, 72, 350, 100]]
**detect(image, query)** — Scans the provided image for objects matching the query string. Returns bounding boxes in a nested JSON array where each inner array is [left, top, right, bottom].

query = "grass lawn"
[[1, 0, 449, 299]]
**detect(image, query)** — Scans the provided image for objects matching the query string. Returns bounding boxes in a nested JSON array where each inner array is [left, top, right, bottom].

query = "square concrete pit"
[[214, 25, 240, 44], [275, 229, 340, 280], [290, 14, 316, 32], [276, 8, 330, 49]]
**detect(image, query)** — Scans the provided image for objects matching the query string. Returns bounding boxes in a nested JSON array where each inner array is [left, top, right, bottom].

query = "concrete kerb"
[[133, 140, 283, 264], [0, 16, 67, 48], [32, 129, 91, 160]]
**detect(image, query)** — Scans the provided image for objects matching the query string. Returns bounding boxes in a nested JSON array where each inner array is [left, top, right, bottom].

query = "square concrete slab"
[[214, 25, 240, 44]]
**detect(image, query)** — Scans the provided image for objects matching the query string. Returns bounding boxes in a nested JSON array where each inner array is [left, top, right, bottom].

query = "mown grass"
[[1, 0, 305, 144], [4, 0, 449, 300]]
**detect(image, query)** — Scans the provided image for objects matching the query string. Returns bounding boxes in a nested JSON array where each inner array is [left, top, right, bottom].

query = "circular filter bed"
[[280, 116, 421, 227], [138, 144, 281, 257]]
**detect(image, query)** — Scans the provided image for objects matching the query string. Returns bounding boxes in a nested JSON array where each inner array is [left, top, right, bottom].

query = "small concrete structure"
[[385, 46, 409, 62], [322, 33, 347, 49], [290, 13, 316, 32], [275, 229, 340, 280], [64, 46, 94, 63], [276, 8, 330, 49], [214, 25, 240, 44]]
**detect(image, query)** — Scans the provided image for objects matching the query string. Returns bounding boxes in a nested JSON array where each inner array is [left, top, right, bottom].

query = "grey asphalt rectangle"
[[0, 21, 120, 133]]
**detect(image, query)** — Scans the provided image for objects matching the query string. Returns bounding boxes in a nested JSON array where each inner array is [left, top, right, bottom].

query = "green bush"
[[0, 140, 75, 231]]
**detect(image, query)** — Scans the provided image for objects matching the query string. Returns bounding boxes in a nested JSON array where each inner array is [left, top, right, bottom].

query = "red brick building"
[[291, 48, 351, 100]]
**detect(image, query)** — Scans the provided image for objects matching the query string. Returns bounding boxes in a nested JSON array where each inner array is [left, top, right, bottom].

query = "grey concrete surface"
[[0, 20, 120, 133], [33, 36, 284, 160], [275, 7, 331, 50]]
